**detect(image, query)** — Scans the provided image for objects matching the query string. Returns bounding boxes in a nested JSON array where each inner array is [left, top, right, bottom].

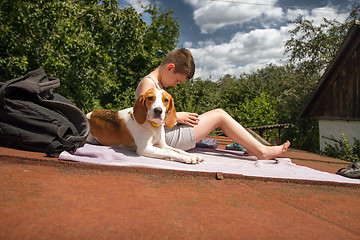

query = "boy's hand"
[[176, 112, 199, 127]]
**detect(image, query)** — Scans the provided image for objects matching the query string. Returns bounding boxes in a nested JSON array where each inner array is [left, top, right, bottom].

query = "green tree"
[[231, 92, 278, 141], [284, 3, 360, 76], [229, 92, 277, 127], [166, 77, 220, 114], [215, 63, 320, 150], [218, 64, 317, 121], [0, 0, 180, 112]]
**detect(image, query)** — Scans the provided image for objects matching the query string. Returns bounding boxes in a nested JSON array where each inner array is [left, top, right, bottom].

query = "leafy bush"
[[322, 134, 360, 162], [228, 92, 278, 141]]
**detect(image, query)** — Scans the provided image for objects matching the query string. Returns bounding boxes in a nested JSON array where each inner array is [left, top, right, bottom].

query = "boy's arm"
[[176, 112, 199, 127], [136, 78, 156, 97]]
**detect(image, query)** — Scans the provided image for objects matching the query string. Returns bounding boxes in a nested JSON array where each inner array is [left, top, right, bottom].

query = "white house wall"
[[319, 120, 360, 150]]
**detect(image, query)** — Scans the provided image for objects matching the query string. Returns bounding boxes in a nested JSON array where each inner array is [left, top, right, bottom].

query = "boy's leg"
[[193, 109, 290, 160]]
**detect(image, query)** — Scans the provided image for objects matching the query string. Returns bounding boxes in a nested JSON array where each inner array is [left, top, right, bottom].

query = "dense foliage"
[[285, 4, 360, 76], [322, 135, 360, 162], [0, 0, 180, 112], [1, 1, 359, 153]]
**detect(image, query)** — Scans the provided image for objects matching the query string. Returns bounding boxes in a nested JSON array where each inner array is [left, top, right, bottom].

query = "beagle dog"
[[86, 88, 204, 164]]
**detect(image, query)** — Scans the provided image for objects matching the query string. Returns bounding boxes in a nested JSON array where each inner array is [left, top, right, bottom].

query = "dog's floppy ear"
[[133, 93, 147, 124], [165, 95, 177, 128]]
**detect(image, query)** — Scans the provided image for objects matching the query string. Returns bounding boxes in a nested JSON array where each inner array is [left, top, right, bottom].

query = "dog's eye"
[[163, 99, 169, 103], [147, 96, 153, 101]]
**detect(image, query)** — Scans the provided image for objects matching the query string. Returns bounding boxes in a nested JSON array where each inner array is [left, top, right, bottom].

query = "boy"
[[136, 48, 290, 160]]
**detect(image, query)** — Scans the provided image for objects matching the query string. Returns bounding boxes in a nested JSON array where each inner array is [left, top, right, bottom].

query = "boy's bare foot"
[[254, 141, 290, 160]]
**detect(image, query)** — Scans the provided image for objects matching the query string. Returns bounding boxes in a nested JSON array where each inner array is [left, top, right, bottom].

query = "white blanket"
[[59, 144, 360, 184]]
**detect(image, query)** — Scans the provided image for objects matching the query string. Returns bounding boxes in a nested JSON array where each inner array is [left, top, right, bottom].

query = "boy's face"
[[163, 64, 188, 87]]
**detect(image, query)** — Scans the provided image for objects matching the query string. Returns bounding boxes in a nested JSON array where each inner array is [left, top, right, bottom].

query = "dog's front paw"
[[184, 154, 204, 164], [196, 155, 204, 163]]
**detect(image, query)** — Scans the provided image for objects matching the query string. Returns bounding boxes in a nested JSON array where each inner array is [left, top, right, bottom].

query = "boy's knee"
[[214, 108, 227, 115]]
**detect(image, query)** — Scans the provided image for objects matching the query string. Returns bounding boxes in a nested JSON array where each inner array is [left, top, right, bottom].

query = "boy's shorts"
[[165, 124, 196, 151]]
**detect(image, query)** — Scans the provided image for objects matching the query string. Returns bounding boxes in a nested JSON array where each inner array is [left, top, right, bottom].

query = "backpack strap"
[[45, 141, 63, 157], [0, 68, 60, 109], [0, 76, 24, 108], [45, 126, 77, 157]]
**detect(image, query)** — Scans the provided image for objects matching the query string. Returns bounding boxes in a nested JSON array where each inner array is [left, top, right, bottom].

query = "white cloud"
[[183, 41, 193, 48], [310, 7, 348, 25], [285, 8, 310, 21], [126, 0, 150, 13], [189, 27, 290, 79], [183, 1, 350, 80], [185, 0, 281, 33], [184, 0, 208, 8]]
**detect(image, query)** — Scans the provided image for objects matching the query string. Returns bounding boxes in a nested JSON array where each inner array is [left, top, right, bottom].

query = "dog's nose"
[[154, 107, 162, 117]]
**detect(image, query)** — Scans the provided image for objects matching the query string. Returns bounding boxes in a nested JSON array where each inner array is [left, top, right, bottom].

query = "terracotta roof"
[[0, 136, 359, 239]]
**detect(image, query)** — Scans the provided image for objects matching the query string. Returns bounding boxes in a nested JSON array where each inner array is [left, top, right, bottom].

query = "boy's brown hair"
[[161, 48, 195, 79]]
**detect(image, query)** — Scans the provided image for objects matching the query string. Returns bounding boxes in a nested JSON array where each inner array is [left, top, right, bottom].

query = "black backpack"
[[0, 68, 90, 157]]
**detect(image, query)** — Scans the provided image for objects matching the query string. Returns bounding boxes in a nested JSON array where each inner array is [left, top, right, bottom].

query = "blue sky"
[[125, 0, 356, 80]]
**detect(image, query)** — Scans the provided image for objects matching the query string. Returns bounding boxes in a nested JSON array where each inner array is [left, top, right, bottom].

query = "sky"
[[124, 0, 356, 80]]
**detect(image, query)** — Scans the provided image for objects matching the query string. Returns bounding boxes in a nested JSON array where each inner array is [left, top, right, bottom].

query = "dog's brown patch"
[[133, 88, 157, 124], [162, 91, 177, 128], [89, 109, 135, 147]]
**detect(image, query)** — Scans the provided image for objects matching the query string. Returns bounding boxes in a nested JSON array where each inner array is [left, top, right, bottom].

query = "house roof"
[[1, 136, 359, 239], [300, 23, 360, 120]]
